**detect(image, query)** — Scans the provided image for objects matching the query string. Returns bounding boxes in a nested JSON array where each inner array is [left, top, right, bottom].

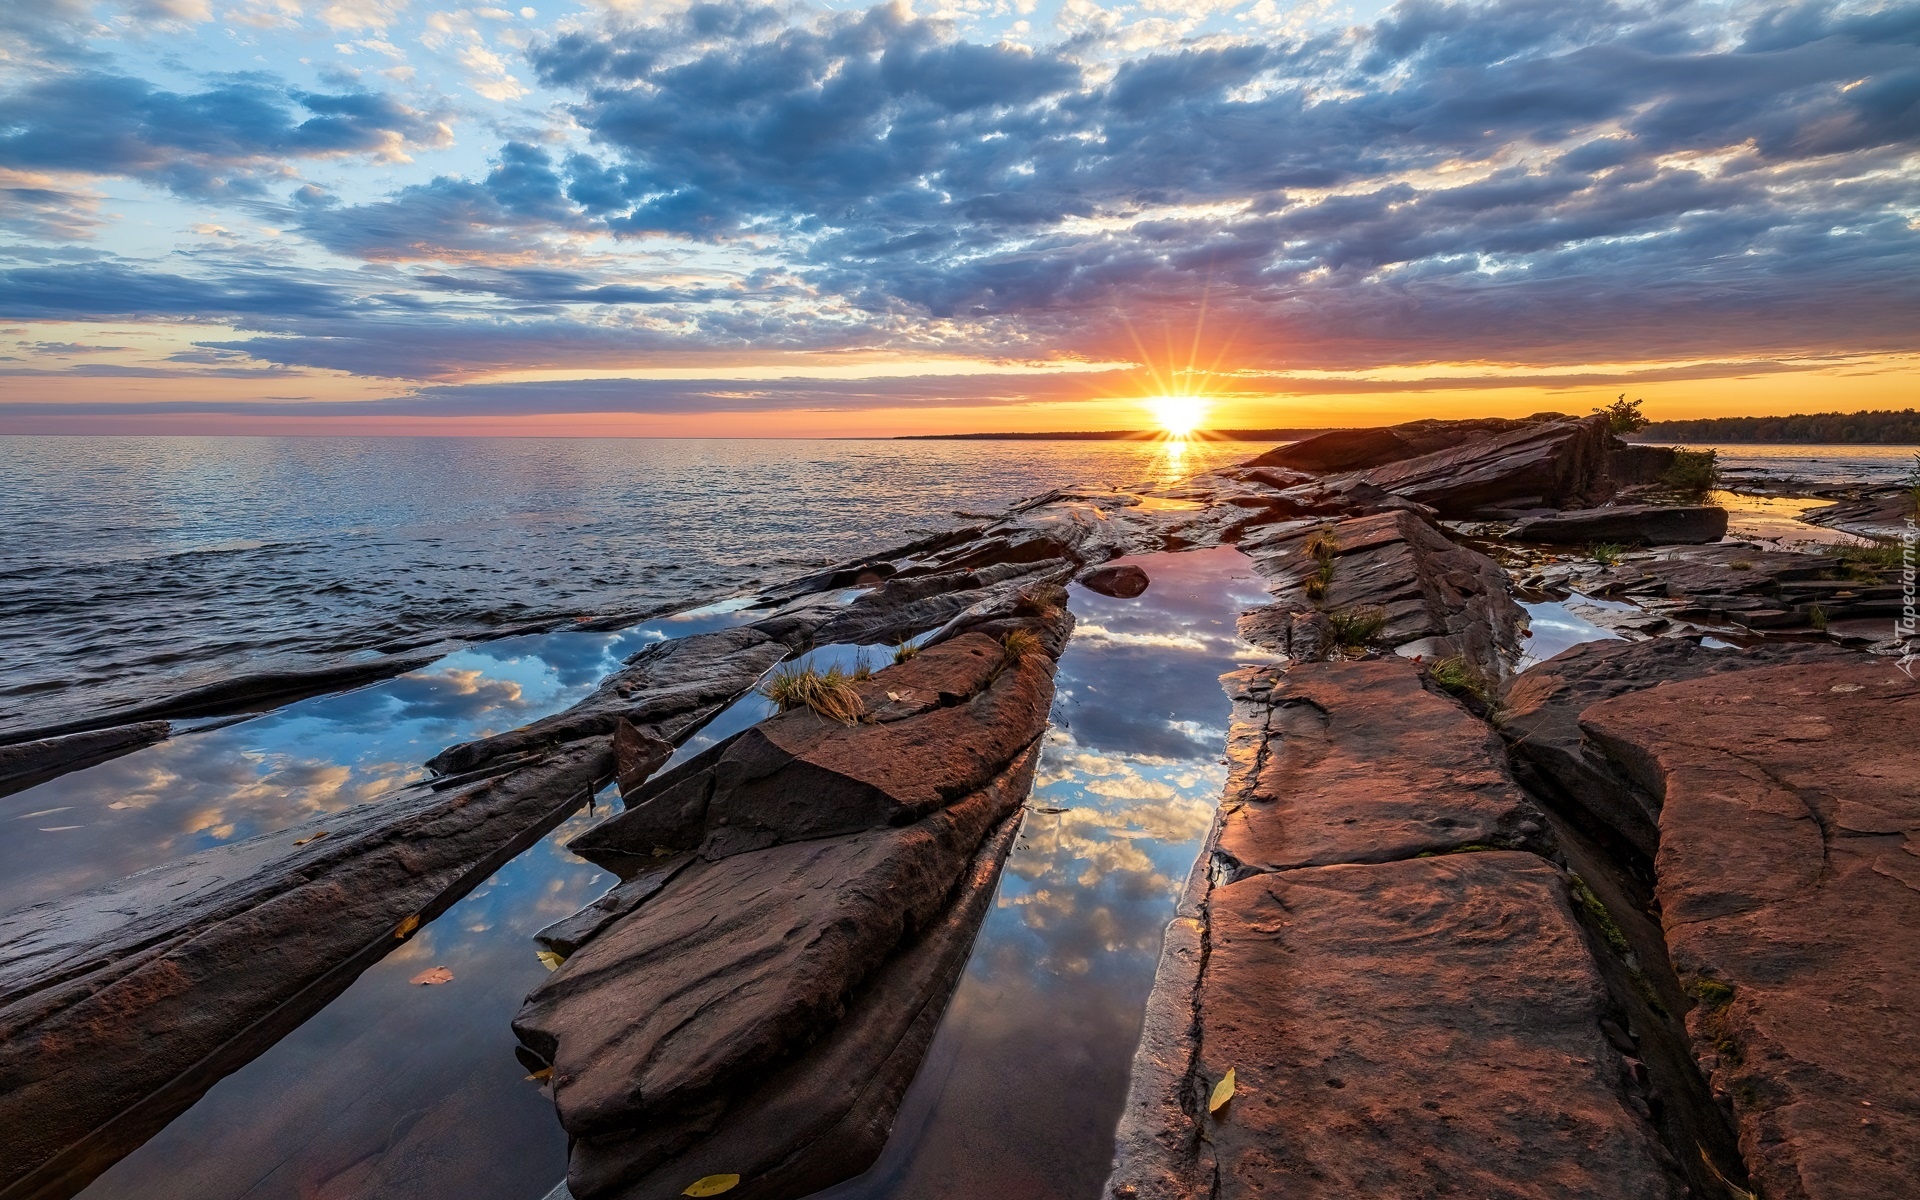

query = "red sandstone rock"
[[1352, 414, 1616, 516], [1216, 659, 1544, 874], [1579, 662, 1920, 1200], [1191, 854, 1678, 1199]]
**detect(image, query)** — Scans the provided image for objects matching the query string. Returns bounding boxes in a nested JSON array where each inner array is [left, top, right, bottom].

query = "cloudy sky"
[[1, 0, 1916, 434]]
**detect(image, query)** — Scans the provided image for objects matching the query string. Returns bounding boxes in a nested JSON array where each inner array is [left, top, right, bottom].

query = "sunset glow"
[[1147, 396, 1210, 439], [0, 2, 1914, 434]]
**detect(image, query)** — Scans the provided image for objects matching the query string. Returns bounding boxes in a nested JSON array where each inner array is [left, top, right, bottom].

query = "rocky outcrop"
[[517, 600, 1072, 1200], [1510, 504, 1728, 546], [1578, 662, 1920, 1200], [1352, 414, 1617, 516], [1237, 509, 1523, 678], [0, 741, 613, 1200], [1801, 492, 1914, 541], [1109, 656, 1679, 1199], [0, 721, 170, 799]]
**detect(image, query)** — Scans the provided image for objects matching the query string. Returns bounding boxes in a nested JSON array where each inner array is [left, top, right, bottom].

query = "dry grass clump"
[[761, 662, 866, 725], [1000, 629, 1041, 664], [892, 640, 920, 664], [1327, 605, 1388, 649], [1427, 655, 1495, 710]]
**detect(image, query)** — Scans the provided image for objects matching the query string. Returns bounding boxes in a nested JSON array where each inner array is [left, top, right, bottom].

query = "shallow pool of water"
[[1516, 593, 1631, 670], [61, 548, 1272, 1200]]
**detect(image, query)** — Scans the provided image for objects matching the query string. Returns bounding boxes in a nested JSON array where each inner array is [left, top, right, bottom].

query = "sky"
[[1, 0, 1916, 436]]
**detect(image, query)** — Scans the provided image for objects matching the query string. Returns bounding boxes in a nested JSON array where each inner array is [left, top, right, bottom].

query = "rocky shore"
[[0, 413, 1911, 1200]]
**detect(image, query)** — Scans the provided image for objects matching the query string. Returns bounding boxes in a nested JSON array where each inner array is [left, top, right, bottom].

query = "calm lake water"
[[0, 436, 1257, 737]]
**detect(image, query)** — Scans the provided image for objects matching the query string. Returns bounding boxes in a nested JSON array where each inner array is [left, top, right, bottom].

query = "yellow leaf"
[[293, 831, 329, 846], [525, 1067, 553, 1082], [410, 966, 454, 986], [1208, 1067, 1236, 1114], [683, 1175, 740, 1197], [535, 950, 565, 971], [394, 914, 420, 939]]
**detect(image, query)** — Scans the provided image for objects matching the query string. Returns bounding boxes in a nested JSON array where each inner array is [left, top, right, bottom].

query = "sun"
[[1146, 395, 1209, 439]]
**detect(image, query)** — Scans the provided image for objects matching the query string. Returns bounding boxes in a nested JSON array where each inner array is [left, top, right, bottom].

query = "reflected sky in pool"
[[819, 545, 1272, 1200], [1516, 593, 1631, 670], [0, 603, 755, 921], [80, 801, 613, 1200]]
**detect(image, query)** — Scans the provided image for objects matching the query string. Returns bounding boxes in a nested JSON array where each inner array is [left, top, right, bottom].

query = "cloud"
[[0, 70, 447, 201]]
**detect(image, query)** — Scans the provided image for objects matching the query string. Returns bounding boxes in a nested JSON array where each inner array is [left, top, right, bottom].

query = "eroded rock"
[[0, 721, 171, 799], [1151, 854, 1679, 1199], [1576, 662, 1920, 1200], [1238, 509, 1523, 678], [1348, 414, 1617, 517]]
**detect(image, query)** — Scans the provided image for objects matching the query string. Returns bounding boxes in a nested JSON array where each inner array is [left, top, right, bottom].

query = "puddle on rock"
[[0, 606, 754, 914], [1516, 594, 1631, 670], [1714, 492, 1861, 547], [814, 545, 1273, 1200]]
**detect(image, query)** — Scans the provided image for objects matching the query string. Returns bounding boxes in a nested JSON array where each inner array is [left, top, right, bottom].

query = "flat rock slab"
[[0, 721, 170, 798], [1580, 661, 1920, 1199], [0, 740, 612, 1199], [1217, 659, 1543, 874], [1116, 853, 1677, 1199], [1510, 504, 1728, 545]]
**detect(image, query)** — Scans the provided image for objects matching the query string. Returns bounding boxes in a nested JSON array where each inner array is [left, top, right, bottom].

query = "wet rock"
[[1510, 504, 1729, 546], [807, 560, 1065, 647], [1213, 659, 1546, 876], [1350, 415, 1617, 517], [1611, 443, 1679, 486], [1578, 662, 1920, 1199], [0, 721, 170, 798], [614, 719, 673, 801], [0, 651, 443, 748], [1801, 491, 1914, 541], [535, 853, 695, 958], [1239, 510, 1523, 679], [516, 742, 1042, 1199], [556, 808, 1024, 1200], [570, 630, 1058, 872], [428, 628, 789, 775], [1080, 563, 1150, 598], [1111, 853, 1678, 1200], [0, 741, 614, 1199]]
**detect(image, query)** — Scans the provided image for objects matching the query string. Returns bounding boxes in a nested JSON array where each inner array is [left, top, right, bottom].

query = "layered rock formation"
[[1237, 509, 1523, 677], [1509, 504, 1729, 545], [1109, 659, 1679, 1199], [516, 597, 1074, 1200]]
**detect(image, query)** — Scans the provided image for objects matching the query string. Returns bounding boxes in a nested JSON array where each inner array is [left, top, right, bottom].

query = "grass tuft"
[[891, 640, 919, 664], [1833, 538, 1902, 575], [761, 662, 865, 725], [1590, 542, 1624, 567], [1327, 605, 1388, 649], [1427, 655, 1494, 707], [1568, 873, 1631, 956], [1000, 628, 1041, 665], [1806, 603, 1828, 630]]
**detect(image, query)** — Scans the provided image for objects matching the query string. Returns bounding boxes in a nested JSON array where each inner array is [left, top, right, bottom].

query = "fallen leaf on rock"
[[410, 966, 454, 986], [1209, 1067, 1236, 1114], [535, 950, 565, 971], [293, 831, 329, 846], [526, 1067, 553, 1082], [394, 914, 420, 939], [683, 1174, 740, 1196]]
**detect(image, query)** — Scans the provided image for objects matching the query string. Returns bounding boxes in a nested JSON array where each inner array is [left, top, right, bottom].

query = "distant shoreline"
[[895, 428, 1328, 441]]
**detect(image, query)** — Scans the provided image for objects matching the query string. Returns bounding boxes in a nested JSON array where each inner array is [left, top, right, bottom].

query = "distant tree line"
[[1633, 408, 1920, 444]]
